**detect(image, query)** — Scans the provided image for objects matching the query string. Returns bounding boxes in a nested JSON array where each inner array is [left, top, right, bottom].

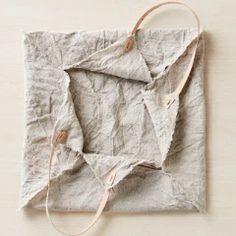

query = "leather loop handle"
[[124, 1, 201, 52], [124, 1, 201, 109], [46, 130, 116, 236]]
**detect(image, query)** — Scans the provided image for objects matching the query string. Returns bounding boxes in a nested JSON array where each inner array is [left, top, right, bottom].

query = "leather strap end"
[[123, 35, 135, 53], [52, 130, 68, 145]]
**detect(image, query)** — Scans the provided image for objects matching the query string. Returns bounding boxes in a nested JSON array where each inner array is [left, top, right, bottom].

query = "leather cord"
[[46, 130, 116, 236]]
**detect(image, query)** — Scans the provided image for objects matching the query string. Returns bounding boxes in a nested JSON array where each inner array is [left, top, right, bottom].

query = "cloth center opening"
[[68, 69, 162, 165]]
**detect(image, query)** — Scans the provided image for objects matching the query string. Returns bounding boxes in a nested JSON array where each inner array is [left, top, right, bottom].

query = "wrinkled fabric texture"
[[21, 29, 206, 212]]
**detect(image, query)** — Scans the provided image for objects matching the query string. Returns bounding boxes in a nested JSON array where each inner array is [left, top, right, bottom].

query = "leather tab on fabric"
[[52, 130, 68, 145], [123, 35, 135, 52], [164, 95, 176, 109]]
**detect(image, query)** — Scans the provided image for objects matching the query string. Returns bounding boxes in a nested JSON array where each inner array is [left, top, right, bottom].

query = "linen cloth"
[[21, 29, 205, 212]]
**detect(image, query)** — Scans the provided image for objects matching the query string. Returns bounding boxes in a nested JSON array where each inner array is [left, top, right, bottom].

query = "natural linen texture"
[[21, 28, 205, 212]]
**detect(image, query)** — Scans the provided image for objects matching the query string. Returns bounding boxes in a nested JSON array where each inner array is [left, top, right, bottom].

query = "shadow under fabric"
[[21, 1, 206, 235]]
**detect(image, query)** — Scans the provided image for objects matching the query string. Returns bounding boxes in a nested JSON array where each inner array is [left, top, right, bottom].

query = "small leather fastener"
[[52, 130, 68, 145], [106, 171, 116, 187], [123, 35, 135, 53], [165, 96, 176, 109]]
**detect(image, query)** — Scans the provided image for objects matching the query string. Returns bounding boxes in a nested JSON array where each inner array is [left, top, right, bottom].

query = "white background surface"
[[0, 0, 235, 235]]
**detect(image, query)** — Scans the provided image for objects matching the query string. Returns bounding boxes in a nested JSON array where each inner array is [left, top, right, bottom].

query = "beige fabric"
[[21, 28, 205, 212]]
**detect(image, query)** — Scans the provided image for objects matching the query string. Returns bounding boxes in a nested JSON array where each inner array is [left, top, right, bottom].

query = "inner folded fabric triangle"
[[142, 90, 180, 164], [83, 153, 159, 188], [64, 37, 153, 83]]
